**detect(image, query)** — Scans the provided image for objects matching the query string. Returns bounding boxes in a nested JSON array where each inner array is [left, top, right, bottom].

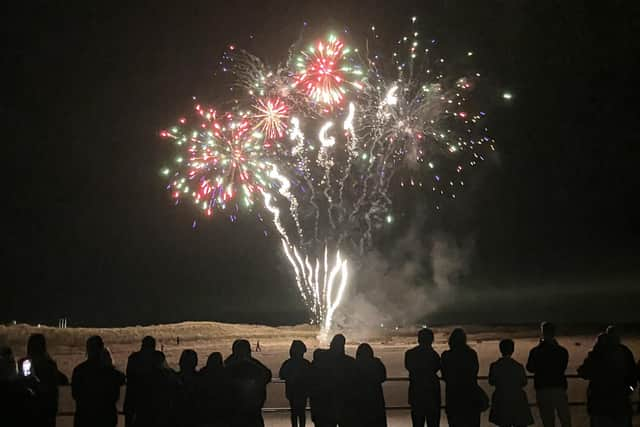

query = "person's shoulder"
[[73, 360, 90, 372], [505, 357, 523, 368], [289, 357, 308, 367], [620, 343, 634, 356], [510, 358, 524, 369], [44, 356, 59, 370], [72, 360, 95, 379], [432, 348, 441, 360], [340, 354, 356, 367], [529, 342, 541, 353], [128, 350, 143, 361], [252, 357, 272, 372], [111, 366, 125, 378], [406, 345, 419, 353]]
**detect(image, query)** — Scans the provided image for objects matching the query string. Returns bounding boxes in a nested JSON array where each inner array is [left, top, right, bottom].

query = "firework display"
[[162, 107, 271, 217], [293, 34, 364, 106], [253, 97, 289, 140], [160, 18, 494, 336]]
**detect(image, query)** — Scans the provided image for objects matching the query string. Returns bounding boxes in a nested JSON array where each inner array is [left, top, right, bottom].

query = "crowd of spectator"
[[0, 322, 638, 427]]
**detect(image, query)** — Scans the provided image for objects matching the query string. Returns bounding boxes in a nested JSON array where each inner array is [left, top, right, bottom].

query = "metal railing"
[[55, 374, 640, 416]]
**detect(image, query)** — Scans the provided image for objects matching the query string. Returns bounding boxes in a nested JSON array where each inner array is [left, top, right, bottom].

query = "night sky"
[[4, 1, 640, 326]]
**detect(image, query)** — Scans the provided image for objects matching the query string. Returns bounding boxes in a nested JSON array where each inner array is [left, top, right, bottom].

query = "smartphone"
[[21, 359, 32, 376]]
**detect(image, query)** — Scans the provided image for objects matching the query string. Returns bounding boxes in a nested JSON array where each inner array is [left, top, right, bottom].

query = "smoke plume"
[[334, 226, 474, 338]]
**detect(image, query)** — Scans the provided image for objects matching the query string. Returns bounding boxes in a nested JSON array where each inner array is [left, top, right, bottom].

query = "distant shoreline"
[[3, 321, 639, 351]]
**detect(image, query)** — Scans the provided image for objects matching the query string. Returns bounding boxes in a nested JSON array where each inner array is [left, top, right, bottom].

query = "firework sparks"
[[253, 97, 289, 140], [318, 121, 336, 148], [294, 35, 363, 106], [162, 108, 271, 216]]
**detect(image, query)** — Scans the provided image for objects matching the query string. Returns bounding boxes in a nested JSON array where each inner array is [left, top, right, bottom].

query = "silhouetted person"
[[279, 340, 311, 427], [1, 345, 34, 426], [327, 334, 358, 427], [488, 339, 533, 427], [637, 359, 640, 414], [134, 350, 180, 427], [71, 335, 126, 427], [309, 348, 334, 427], [224, 339, 244, 366], [441, 328, 485, 427], [177, 349, 200, 427], [225, 339, 272, 427], [198, 352, 231, 427], [405, 328, 441, 427], [526, 322, 571, 427], [577, 328, 637, 427], [124, 336, 157, 427], [604, 326, 637, 392], [308, 335, 358, 427], [354, 343, 387, 427], [18, 333, 68, 427]]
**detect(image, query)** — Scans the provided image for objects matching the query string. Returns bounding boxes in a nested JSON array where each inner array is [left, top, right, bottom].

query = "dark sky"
[[4, 1, 640, 326]]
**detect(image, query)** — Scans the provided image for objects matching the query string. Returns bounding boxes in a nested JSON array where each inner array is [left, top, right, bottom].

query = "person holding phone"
[[1, 345, 35, 426], [18, 334, 69, 427]]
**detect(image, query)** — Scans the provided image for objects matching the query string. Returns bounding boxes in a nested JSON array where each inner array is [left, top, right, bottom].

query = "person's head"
[[234, 339, 252, 360], [418, 328, 434, 346], [86, 335, 105, 361], [0, 346, 16, 380], [141, 336, 156, 351], [231, 339, 241, 355], [329, 334, 346, 354], [206, 352, 223, 369], [289, 340, 307, 358], [499, 339, 514, 357], [179, 349, 198, 373], [541, 321, 556, 340], [605, 325, 620, 345], [356, 343, 374, 360], [448, 328, 467, 350], [27, 333, 47, 358]]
